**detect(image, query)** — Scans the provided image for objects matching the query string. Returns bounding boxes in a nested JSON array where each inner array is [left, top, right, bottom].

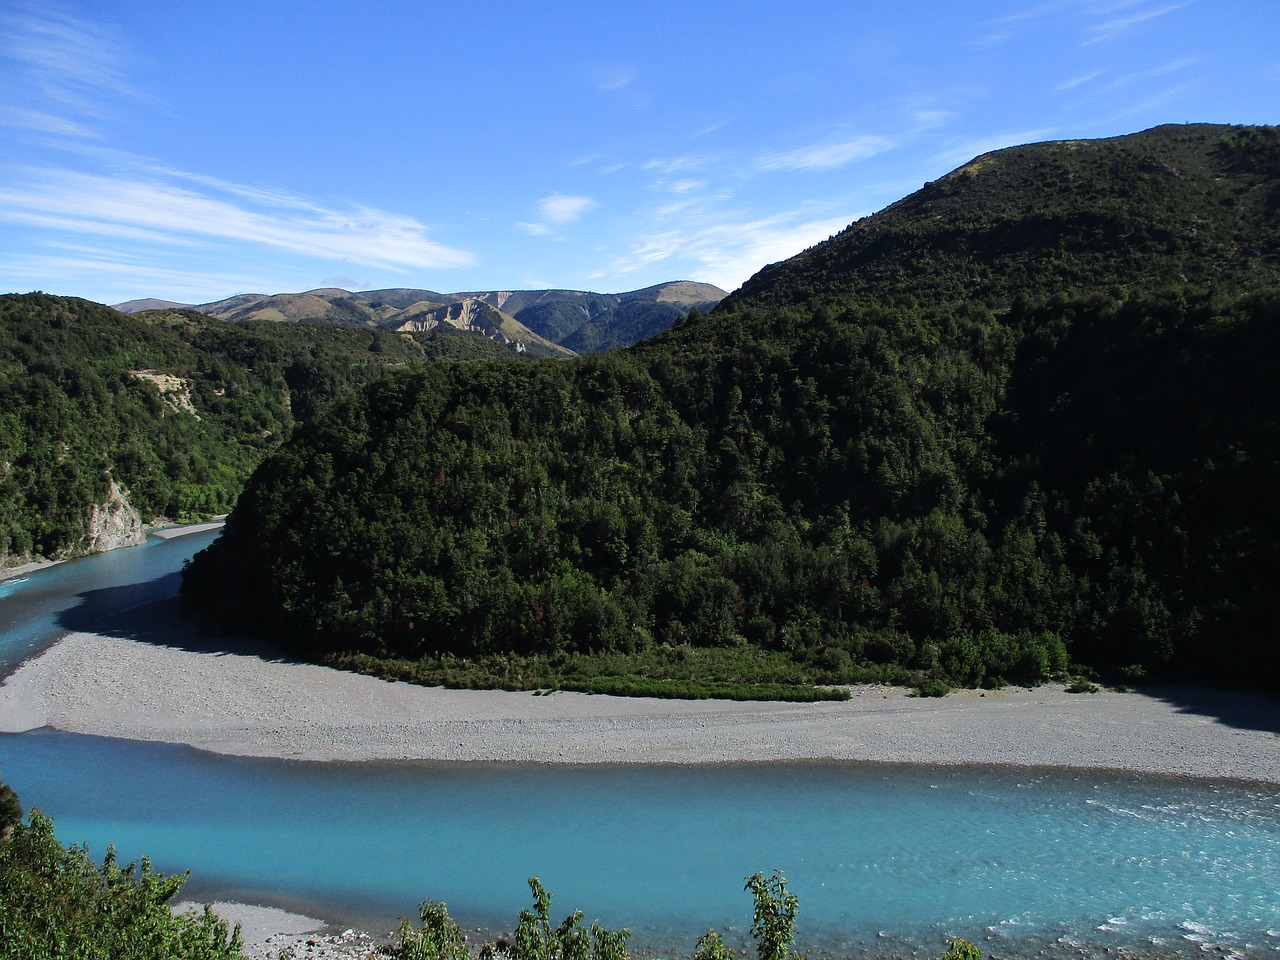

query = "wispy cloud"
[[1084, 2, 1190, 45], [1098, 57, 1197, 91], [2, 10, 148, 125], [1056, 69, 1107, 92], [518, 192, 596, 236], [910, 110, 956, 131], [518, 221, 555, 237], [0, 106, 99, 138], [0, 167, 476, 271], [931, 128, 1059, 171], [596, 66, 638, 92], [758, 136, 896, 173], [320, 274, 369, 290], [988, 0, 1079, 27], [968, 0, 1074, 44], [669, 180, 704, 195], [643, 154, 717, 175], [1057, 58, 1199, 121], [975, 1, 1192, 50], [538, 193, 595, 223], [964, 30, 1013, 48], [601, 209, 855, 292], [0, 247, 282, 303]]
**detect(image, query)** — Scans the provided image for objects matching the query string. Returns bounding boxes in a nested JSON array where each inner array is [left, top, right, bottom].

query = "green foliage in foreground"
[[396, 870, 981, 960], [941, 938, 983, 960], [0, 810, 244, 960], [745, 871, 801, 960], [394, 877, 629, 960]]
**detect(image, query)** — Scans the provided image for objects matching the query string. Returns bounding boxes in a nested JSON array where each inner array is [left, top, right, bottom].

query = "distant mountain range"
[[114, 281, 727, 357]]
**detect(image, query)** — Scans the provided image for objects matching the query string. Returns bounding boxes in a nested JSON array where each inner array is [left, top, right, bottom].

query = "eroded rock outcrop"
[[85, 481, 146, 554]]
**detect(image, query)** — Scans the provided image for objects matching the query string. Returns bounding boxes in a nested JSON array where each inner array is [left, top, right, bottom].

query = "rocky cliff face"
[[392, 298, 505, 335], [391, 298, 532, 352], [85, 481, 146, 554]]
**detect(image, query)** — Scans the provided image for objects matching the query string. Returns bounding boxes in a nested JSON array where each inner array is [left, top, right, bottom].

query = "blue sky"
[[1, 1, 1277, 305]]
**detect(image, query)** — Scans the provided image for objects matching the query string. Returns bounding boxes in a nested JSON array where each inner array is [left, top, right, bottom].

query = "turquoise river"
[[1, 530, 1278, 958]]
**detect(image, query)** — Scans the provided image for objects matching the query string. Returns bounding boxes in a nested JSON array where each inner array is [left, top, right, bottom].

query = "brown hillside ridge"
[[113, 280, 727, 354], [388, 298, 574, 358]]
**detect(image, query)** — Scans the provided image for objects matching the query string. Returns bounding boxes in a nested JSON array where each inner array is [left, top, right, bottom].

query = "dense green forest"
[[0, 294, 518, 564], [181, 123, 1280, 695]]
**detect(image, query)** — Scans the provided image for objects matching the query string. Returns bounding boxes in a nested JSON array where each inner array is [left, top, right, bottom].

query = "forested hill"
[[724, 123, 1280, 312], [0, 294, 518, 565], [181, 123, 1280, 696]]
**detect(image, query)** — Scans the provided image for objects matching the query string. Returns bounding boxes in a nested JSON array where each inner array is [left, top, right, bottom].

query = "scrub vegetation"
[[0, 806, 244, 960]]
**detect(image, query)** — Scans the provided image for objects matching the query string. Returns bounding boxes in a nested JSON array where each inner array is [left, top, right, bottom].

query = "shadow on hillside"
[[1135, 684, 1280, 736], [55, 573, 298, 665]]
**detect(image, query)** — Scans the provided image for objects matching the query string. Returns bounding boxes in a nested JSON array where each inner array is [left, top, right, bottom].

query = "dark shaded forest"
[[181, 282, 1280, 694]]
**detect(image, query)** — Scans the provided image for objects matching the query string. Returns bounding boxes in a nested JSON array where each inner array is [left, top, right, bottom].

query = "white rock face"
[[129, 369, 200, 418], [85, 481, 146, 553]]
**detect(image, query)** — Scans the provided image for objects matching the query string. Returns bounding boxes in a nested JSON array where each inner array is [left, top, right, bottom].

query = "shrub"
[[745, 871, 801, 960], [913, 678, 952, 698], [693, 931, 736, 960], [1066, 675, 1100, 693], [0, 810, 245, 959], [394, 900, 469, 960], [941, 937, 982, 960]]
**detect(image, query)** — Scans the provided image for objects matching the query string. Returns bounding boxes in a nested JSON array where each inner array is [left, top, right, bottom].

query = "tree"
[[745, 871, 801, 960], [0, 783, 20, 838], [0, 810, 245, 959], [394, 900, 469, 960]]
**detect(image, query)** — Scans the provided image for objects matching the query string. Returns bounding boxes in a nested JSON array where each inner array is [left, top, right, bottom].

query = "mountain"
[[385, 298, 574, 358], [0, 295, 519, 567], [182, 124, 1280, 696], [112, 297, 193, 312], [114, 281, 726, 355], [725, 123, 1280, 312], [491, 281, 727, 354]]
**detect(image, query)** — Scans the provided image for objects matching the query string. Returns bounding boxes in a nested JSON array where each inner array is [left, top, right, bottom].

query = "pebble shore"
[[1, 603, 1276, 779], [171, 901, 390, 960]]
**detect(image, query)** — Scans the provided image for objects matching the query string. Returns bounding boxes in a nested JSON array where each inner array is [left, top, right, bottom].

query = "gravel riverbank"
[[1, 598, 1276, 779]]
